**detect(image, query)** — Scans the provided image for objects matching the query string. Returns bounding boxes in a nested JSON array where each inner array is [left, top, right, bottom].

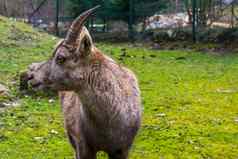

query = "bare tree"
[[0, 0, 29, 18], [0, 0, 8, 16]]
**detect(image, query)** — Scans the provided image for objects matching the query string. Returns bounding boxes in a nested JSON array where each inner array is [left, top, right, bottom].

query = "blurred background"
[[0, 0, 237, 43]]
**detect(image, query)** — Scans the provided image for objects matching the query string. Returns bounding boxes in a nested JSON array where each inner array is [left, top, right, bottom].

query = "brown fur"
[[26, 26, 141, 159]]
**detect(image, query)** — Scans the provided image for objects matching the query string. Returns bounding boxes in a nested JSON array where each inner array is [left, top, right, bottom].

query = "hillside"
[[0, 16, 57, 93], [0, 16, 238, 159]]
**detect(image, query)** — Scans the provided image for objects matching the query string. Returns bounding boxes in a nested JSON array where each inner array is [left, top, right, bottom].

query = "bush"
[[151, 27, 238, 44], [217, 28, 238, 43], [153, 30, 170, 42], [152, 28, 193, 42], [171, 28, 193, 41], [197, 28, 222, 43]]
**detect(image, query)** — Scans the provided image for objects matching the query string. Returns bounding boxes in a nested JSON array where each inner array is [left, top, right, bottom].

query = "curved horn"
[[64, 5, 100, 46]]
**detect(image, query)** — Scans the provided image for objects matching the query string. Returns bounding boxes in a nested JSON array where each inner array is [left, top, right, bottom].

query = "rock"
[[33, 137, 45, 144], [156, 113, 166, 117], [145, 13, 189, 30], [0, 84, 9, 96], [0, 101, 20, 112], [151, 43, 161, 50], [48, 99, 55, 103], [50, 129, 59, 135], [234, 117, 238, 124]]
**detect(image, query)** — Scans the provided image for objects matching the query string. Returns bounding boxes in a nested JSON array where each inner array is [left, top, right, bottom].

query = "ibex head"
[[27, 6, 100, 91]]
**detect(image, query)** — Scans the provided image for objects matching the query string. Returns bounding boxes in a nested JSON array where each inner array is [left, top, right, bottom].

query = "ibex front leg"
[[109, 149, 129, 159], [75, 141, 96, 159]]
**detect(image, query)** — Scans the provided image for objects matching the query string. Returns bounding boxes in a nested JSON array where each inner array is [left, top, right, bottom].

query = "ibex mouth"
[[31, 82, 42, 88], [19, 71, 44, 91]]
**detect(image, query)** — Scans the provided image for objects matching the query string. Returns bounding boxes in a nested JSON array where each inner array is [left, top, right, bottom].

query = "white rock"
[[0, 84, 9, 96], [50, 129, 59, 135], [234, 117, 238, 123], [34, 137, 44, 143], [48, 99, 55, 103], [156, 113, 166, 117]]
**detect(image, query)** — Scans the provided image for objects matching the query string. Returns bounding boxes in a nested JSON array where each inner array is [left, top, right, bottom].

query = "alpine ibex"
[[25, 6, 142, 159]]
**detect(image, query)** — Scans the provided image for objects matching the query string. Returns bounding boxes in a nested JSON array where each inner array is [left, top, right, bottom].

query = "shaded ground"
[[0, 16, 238, 159]]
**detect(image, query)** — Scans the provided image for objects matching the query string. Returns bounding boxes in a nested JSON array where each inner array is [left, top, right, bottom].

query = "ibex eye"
[[56, 55, 66, 65]]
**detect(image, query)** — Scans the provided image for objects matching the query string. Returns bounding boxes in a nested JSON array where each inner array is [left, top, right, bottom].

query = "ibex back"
[[26, 6, 142, 159]]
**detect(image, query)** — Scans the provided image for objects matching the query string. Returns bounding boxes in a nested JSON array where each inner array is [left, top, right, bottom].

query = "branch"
[[28, 0, 48, 20]]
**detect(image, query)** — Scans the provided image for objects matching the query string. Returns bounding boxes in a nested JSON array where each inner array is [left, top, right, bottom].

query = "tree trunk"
[[175, 0, 179, 13], [3, 0, 8, 17], [231, 2, 234, 28]]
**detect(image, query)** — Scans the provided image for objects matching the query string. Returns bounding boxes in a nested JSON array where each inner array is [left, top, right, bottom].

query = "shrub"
[[217, 28, 238, 43], [171, 28, 193, 41], [153, 30, 170, 42], [151, 27, 238, 44]]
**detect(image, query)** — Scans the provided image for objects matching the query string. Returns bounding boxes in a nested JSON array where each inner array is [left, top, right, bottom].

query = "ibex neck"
[[76, 50, 127, 124]]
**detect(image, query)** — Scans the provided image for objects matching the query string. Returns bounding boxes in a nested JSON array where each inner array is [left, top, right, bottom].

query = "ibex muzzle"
[[25, 6, 142, 159]]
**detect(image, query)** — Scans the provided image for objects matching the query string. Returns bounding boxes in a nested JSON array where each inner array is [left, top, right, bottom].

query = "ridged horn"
[[64, 5, 100, 46]]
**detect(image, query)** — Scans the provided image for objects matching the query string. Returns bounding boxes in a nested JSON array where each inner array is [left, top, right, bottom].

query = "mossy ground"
[[0, 16, 238, 159]]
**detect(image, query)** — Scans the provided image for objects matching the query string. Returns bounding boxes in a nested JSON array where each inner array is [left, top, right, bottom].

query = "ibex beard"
[[25, 6, 142, 159]]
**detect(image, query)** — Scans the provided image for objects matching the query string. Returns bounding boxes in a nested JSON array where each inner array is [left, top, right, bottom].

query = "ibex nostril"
[[28, 74, 34, 80]]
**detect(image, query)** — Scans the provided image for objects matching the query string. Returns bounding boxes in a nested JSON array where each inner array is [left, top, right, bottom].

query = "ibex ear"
[[77, 27, 93, 57]]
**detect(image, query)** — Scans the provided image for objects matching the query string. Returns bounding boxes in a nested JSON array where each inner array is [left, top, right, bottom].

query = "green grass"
[[0, 16, 238, 159]]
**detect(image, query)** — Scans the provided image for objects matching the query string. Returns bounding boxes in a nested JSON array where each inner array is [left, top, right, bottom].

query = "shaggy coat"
[[26, 6, 142, 159]]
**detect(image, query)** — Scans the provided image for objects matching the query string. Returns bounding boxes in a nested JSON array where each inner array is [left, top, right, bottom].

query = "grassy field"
[[0, 16, 238, 159]]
